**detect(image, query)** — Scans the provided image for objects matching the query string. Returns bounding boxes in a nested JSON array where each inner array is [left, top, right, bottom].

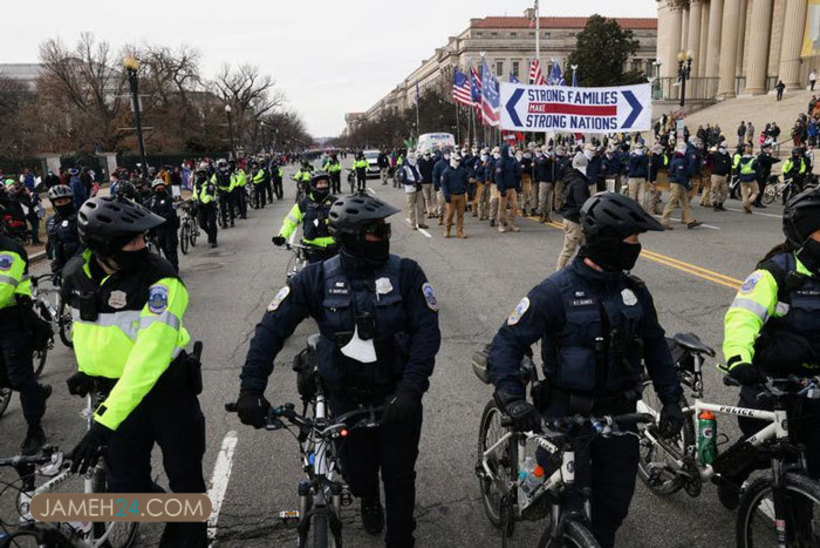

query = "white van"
[[416, 132, 455, 152]]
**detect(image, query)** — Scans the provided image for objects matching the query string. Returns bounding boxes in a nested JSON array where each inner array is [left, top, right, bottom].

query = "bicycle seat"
[[307, 334, 320, 352], [673, 332, 716, 357]]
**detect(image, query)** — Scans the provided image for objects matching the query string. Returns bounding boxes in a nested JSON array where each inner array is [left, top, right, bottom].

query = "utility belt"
[[534, 379, 642, 415], [754, 329, 819, 375]]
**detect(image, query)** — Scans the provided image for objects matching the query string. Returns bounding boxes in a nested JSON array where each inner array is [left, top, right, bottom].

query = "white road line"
[[404, 218, 433, 238], [724, 207, 782, 219], [652, 215, 720, 230], [366, 187, 377, 195], [207, 430, 239, 542]]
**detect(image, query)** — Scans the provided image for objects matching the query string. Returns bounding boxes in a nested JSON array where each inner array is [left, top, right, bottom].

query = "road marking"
[[651, 215, 720, 230], [724, 207, 782, 219], [207, 430, 238, 542], [405, 218, 433, 238], [366, 187, 377, 195]]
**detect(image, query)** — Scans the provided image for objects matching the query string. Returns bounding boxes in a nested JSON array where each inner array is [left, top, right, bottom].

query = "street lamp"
[[123, 56, 148, 179], [224, 104, 236, 159], [652, 59, 663, 99], [677, 50, 693, 107]]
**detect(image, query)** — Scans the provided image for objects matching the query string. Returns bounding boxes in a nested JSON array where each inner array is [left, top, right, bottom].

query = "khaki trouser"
[[444, 194, 467, 236], [643, 181, 661, 213], [556, 219, 584, 270], [421, 183, 434, 216], [661, 183, 695, 225], [710, 174, 728, 205], [498, 188, 520, 227], [380, 167, 388, 184], [627, 177, 646, 205], [740, 181, 759, 211], [554, 180, 564, 211], [406, 190, 424, 227], [436, 189, 446, 217], [473, 182, 488, 219], [520, 174, 535, 213], [538, 182, 554, 219], [687, 177, 700, 202], [698, 176, 713, 206], [489, 183, 501, 221]]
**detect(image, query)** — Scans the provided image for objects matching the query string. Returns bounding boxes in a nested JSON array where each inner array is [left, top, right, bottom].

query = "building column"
[[737, 0, 748, 78], [779, 0, 808, 89], [686, 0, 704, 75], [657, 1, 669, 77], [666, 3, 684, 78], [745, 0, 774, 94], [698, 1, 711, 77], [706, 0, 725, 78], [718, 0, 744, 97]]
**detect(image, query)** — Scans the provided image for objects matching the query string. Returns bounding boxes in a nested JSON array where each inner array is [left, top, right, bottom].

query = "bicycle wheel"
[[190, 220, 198, 247], [58, 299, 73, 348], [537, 518, 601, 548], [0, 386, 12, 417], [0, 529, 48, 547], [180, 224, 190, 255], [32, 347, 47, 379], [762, 184, 777, 205], [477, 399, 518, 528], [736, 471, 820, 548], [636, 380, 693, 496], [312, 512, 328, 548]]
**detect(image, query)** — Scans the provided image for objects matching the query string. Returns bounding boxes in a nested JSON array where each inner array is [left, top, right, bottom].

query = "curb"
[[30, 250, 47, 263]]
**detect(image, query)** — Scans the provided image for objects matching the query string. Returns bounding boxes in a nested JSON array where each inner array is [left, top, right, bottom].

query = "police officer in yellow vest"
[[212, 159, 234, 228], [272, 172, 338, 263], [353, 152, 369, 192], [0, 223, 51, 455], [719, 188, 820, 509], [194, 169, 219, 248], [292, 160, 313, 201], [250, 161, 268, 209], [231, 162, 248, 220], [782, 147, 808, 203], [323, 153, 343, 194], [734, 145, 759, 213], [64, 195, 207, 546]]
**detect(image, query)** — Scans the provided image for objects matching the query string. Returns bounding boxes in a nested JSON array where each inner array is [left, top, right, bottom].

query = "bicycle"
[[226, 335, 379, 548], [0, 391, 138, 547], [346, 170, 356, 195], [281, 242, 309, 282], [29, 274, 59, 378], [635, 332, 820, 547], [178, 200, 199, 256]]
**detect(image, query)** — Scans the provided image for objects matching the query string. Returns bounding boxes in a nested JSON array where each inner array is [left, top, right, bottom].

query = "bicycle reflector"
[[340, 429, 349, 437]]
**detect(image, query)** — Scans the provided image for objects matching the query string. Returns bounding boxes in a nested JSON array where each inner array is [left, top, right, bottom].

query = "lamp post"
[[123, 56, 148, 179], [677, 50, 693, 107], [652, 59, 663, 100], [224, 104, 236, 159]]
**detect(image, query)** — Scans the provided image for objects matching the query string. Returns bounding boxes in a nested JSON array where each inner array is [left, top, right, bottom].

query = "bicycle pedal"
[[340, 486, 354, 507], [279, 510, 301, 526]]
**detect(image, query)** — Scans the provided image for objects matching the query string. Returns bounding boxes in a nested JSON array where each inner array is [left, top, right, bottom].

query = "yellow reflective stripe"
[[730, 298, 769, 321], [302, 237, 336, 248], [138, 310, 180, 331], [0, 274, 18, 287], [72, 309, 140, 341]]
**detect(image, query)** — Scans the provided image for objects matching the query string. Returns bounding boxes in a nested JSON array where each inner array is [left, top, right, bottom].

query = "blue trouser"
[[105, 384, 207, 547], [0, 319, 44, 427]]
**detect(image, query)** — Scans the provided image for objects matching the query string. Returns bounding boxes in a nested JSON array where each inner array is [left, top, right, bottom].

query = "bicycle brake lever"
[[266, 418, 286, 431]]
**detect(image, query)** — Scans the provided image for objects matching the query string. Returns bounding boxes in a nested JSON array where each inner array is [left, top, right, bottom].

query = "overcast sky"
[[2, 0, 656, 137]]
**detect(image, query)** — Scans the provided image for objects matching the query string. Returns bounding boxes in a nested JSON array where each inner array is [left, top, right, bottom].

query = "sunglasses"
[[362, 222, 391, 239]]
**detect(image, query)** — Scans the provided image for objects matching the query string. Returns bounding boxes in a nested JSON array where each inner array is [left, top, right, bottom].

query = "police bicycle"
[[29, 274, 62, 376], [635, 332, 820, 547], [345, 170, 356, 195], [178, 200, 199, 255], [280, 242, 309, 282], [0, 389, 139, 547], [226, 335, 381, 548], [472, 347, 652, 548], [762, 173, 818, 205]]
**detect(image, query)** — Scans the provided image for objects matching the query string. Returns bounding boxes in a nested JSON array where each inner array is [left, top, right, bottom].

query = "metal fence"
[[653, 76, 781, 102]]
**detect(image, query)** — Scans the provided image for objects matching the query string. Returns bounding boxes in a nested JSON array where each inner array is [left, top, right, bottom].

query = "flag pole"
[[455, 102, 461, 145], [534, 0, 540, 68]]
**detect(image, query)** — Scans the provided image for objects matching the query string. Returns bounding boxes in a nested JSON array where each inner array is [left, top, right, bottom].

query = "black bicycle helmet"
[[114, 181, 139, 200], [47, 184, 73, 202], [783, 187, 820, 248], [581, 192, 663, 240], [309, 171, 331, 191], [77, 196, 164, 256], [328, 192, 400, 236]]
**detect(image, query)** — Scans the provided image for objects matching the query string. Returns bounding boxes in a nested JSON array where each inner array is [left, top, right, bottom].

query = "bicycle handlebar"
[[0, 446, 61, 467], [500, 412, 653, 432], [225, 402, 383, 433]]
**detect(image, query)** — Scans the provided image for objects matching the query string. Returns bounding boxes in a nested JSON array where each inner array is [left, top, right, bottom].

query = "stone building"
[[656, 0, 818, 98], [363, 12, 657, 122]]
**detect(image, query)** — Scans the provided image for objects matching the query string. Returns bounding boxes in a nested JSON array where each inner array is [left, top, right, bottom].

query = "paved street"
[[0, 161, 788, 547]]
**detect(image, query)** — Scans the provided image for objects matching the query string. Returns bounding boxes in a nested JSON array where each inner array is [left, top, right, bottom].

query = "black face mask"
[[798, 239, 820, 275], [111, 248, 148, 274], [339, 233, 390, 271], [312, 188, 329, 202], [584, 239, 642, 272], [55, 204, 75, 218]]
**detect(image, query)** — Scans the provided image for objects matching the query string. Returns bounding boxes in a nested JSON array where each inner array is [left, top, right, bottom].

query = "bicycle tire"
[[180, 224, 190, 255], [636, 380, 693, 496], [736, 471, 820, 548], [477, 399, 518, 528], [190, 218, 199, 246], [762, 185, 777, 205], [313, 512, 328, 548], [58, 299, 73, 348], [537, 518, 601, 548], [0, 529, 46, 547], [0, 387, 12, 418]]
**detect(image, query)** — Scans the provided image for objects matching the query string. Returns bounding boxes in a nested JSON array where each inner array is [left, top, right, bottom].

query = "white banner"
[[499, 83, 652, 133]]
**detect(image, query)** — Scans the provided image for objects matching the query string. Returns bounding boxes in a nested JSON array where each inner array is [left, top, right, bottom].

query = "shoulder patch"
[[0, 254, 13, 271], [267, 286, 291, 312], [507, 297, 530, 326], [147, 284, 169, 314], [422, 283, 438, 311], [740, 272, 762, 294], [621, 288, 638, 306]]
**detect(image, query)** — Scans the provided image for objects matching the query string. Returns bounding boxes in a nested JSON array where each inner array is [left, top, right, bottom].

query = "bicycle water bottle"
[[698, 410, 717, 465], [517, 457, 535, 494], [517, 457, 545, 495]]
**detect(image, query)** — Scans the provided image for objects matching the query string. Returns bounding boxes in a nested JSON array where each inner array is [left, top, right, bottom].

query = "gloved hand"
[[52, 273, 62, 287], [272, 235, 286, 246], [381, 390, 421, 425], [236, 390, 270, 429], [70, 422, 113, 474], [659, 401, 685, 438], [66, 371, 93, 397], [496, 391, 540, 432], [727, 358, 761, 386]]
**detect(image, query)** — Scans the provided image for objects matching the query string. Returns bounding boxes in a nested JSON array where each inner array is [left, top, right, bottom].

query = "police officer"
[[323, 153, 343, 194], [0, 222, 51, 455], [249, 161, 267, 209], [488, 192, 684, 548], [64, 196, 207, 546], [753, 143, 780, 209], [720, 187, 820, 506], [146, 179, 180, 272], [194, 169, 218, 248], [231, 162, 248, 219], [272, 172, 338, 263], [782, 147, 808, 203], [45, 184, 82, 286], [237, 193, 440, 548], [113, 180, 139, 201], [292, 160, 314, 201], [353, 152, 369, 192], [270, 157, 284, 201], [213, 160, 234, 228]]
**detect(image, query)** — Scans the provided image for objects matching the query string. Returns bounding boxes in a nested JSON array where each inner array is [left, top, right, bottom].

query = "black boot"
[[360, 496, 384, 535], [21, 424, 46, 456]]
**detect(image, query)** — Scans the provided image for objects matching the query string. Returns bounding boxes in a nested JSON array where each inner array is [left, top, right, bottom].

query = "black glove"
[[236, 389, 270, 429], [52, 273, 62, 287], [272, 235, 286, 246], [659, 401, 685, 438], [381, 390, 421, 425], [66, 371, 93, 397], [727, 359, 761, 386], [70, 422, 113, 474], [496, 391, 540, 432]]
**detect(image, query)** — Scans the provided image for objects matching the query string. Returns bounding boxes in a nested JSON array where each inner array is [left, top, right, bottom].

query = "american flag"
[[529, 59, 546, 85], [549, 62, 566, 86], [452, 68, 472, 106], [480, 59, 500, 127]]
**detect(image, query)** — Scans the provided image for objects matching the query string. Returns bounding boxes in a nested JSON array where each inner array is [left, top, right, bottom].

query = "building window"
[[475, 31, 483, 37], [496, 61, 504, 77], [543, 32, 551, 39], [491, 32, 498, 38], [512, 61, 520, 79], [510, 32, 517, 38], [528, 32, 534, 38]]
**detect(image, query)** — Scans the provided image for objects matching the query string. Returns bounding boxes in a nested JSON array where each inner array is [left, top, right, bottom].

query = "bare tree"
[[212, 64, 284, 150], [0, 76, 36, 157]]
